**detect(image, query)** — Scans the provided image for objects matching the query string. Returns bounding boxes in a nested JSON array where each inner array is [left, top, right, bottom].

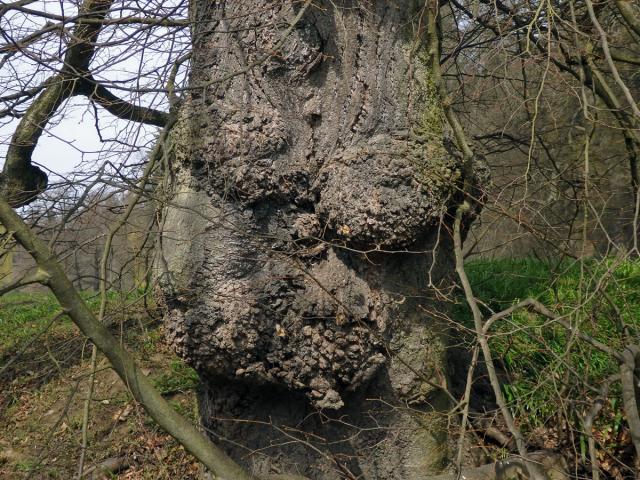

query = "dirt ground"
[[0, 299, 204, 480]]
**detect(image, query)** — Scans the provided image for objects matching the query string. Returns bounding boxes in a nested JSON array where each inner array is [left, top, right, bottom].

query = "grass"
[[0, 289, 157, 351], [0, 292, 70, 348], [153, 359, 199, 395], [0, 289, 203, 479], [457, 257, 640, 432], [2, 259, 635, 475]]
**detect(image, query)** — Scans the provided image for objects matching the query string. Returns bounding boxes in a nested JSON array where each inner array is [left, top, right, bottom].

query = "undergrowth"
[[0, 290, 138, 348], [456, 257, 638, 472], [0, 289, 201, 479], [2, 259, 637, 478], [0, 292, 72, 348]]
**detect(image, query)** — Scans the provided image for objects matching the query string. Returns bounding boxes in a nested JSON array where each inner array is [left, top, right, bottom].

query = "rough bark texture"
[[159, 1, 466, 478]]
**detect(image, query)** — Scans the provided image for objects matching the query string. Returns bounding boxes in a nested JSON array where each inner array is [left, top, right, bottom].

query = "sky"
[[0, 0, 185, 179], [0, 98, 159, 178], [0, 101, 110, 175]]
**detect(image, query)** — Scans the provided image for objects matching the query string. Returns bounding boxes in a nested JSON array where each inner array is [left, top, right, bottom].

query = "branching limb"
[[77, 114, 172, 476], [1, 0, 115, 206], [454, 345, 480, 473], [0, 20, 63, 54], [620, 346, 640, 470], [582, 375, 617, 480], [453, 204, 549, 480], [482, 297, 624, 362], [472, 296, 640, 473], [430, 451, 568, 480], [585, 0, 640, 120], [615, 0, 640, 38], [8, 6, 189, 27], [77, 77, 169, 127], [1, 73, 72, 206], [0, 267, 49, 296], [425, 1, 546, 478], [610, 48, 640, 66], [0, 0, 37, 20]]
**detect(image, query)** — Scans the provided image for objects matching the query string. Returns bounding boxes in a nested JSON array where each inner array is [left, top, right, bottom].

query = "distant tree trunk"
[[73, 250, 84, 291], [0, 225, 13, 285], [92, 247, 101, 292], [160, 1, 466, 478]]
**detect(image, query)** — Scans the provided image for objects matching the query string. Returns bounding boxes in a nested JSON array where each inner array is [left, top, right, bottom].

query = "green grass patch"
[[456, 257, 640, 430], [0, 289, 149, 351], [0, 292, 70, 349], [153, 359, 199, 395]]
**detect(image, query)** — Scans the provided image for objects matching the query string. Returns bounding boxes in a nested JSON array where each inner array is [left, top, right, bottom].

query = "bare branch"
[[615, 0, 640, 38], [1, 0, 115, 206], [78, 77, 169, 127]]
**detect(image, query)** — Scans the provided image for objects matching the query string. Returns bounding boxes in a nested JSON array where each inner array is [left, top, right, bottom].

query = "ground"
[[1, 257, 637, 479], [0, 292, 203, 479]]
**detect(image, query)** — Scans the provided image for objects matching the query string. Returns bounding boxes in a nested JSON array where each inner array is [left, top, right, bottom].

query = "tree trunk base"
[[199, 365, 450, 480]]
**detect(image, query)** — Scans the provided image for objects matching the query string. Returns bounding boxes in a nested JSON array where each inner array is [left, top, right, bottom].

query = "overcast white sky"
[[0, 0, 185, 179], [1, 102, 111, 175], [0, 99, 160, 178]]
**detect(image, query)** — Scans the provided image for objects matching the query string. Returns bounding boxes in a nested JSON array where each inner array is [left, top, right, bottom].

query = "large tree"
[[158, 1, 469, 477], [4, 0, 640, 478]]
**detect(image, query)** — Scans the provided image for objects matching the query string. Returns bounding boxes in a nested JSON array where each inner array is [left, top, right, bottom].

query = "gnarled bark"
[[159, 1, 469, 478]]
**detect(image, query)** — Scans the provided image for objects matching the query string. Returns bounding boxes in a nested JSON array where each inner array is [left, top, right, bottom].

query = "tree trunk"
[[160, 1, 465, 478]]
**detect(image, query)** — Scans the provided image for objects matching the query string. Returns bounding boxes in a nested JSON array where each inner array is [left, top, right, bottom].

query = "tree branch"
[[586, 0, 640, 120], [429, 451, 568, 480], [615, 0, 640, 38], [0, 267, 50, 296], [78, 77, 169, 127], [610, 48, 640, 66], [1, 0, 115, 207], [620, 346, 640, 466]]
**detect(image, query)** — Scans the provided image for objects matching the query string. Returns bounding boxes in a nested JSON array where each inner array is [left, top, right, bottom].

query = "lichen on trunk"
[[158, 1, 466, 478]]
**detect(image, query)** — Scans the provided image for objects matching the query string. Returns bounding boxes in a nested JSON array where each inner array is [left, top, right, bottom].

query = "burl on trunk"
[[159, 1, 466, 478]]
